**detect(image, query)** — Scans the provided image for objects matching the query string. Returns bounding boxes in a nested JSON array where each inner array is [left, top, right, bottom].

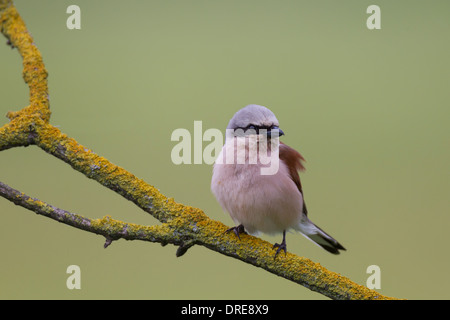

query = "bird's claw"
[[272, 230, 287, 259], [273, 242, 287, 258], [225, 224, 246, 240]]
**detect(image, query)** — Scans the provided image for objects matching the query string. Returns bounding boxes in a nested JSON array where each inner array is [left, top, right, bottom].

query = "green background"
[[1, 0, 449, 299]]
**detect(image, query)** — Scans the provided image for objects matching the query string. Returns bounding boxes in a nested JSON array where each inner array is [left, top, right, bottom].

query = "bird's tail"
[[297, 218, 346, 255]]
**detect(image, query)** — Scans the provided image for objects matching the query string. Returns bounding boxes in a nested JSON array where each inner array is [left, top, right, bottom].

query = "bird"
[[211, 104, 346, 258]]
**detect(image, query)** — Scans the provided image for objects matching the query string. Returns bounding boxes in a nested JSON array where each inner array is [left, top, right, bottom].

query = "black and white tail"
[[298, 218, 346, 254]]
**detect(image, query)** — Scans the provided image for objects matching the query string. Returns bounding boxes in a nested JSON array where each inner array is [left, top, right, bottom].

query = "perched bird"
[[211, 104, 345, 257]]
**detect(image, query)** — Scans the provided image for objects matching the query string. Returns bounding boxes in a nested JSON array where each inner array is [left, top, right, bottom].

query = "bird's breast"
[[211, 144, 304, 234]]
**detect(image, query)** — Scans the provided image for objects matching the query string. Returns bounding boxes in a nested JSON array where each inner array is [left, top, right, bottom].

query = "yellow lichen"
[[1, 2, 50, 123]]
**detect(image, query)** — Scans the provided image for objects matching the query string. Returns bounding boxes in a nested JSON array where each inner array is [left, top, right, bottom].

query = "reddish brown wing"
[[279, 142, 308, 215]]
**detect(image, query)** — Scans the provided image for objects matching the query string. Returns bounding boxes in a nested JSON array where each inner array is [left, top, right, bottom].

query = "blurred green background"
[[1, 0, 449, 299]]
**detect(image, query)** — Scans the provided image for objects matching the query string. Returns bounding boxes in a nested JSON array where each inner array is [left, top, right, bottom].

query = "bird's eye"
[[246, 125, 259, 134]]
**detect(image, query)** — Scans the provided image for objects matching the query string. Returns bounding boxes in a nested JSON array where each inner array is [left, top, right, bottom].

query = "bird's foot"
[[225, 224, 247, 240], [273, 242, 287, 258], [272, 230, 287, 259]]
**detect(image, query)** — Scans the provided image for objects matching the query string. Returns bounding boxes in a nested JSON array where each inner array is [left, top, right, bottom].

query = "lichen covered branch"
[[0, 181, 178, 246], [0, 181, 393, 300], [0, 0, 50, 123]]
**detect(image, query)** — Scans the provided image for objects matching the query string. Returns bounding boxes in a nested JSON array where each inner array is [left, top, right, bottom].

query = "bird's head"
[[225, 104, 284, 141]]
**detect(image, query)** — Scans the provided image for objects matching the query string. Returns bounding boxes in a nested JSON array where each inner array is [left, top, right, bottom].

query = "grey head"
[[226, 104, 284, 138]]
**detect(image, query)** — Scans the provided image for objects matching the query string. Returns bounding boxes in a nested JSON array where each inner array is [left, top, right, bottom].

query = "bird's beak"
[[267, 127, 284, 138]]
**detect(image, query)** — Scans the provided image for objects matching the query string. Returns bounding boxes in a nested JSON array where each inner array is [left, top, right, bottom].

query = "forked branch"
[[0, 0, 397, 300]]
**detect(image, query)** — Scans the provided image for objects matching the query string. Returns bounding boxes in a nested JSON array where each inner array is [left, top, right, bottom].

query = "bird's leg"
[[273, 230, 287, 258], [225, 224, 247, 240]]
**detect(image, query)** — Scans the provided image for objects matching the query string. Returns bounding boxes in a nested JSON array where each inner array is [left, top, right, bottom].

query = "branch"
[[0, 181, 175, 248], [0, 0, 50, 124], [0, 181, 393, 300], [0, 0, 399, 299]]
